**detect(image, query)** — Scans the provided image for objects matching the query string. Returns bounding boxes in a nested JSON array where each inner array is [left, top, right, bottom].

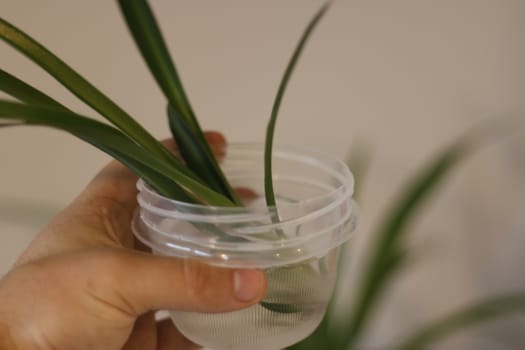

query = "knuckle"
[[94, 250, 130, 278], [78, 250, 139, 318], [89, 195, 127, 220], [77, 195, 134, 247]]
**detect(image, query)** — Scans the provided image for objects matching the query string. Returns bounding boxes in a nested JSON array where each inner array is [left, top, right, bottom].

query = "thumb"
[[84, 249, 267, 315], [0, 248, 265, 349]]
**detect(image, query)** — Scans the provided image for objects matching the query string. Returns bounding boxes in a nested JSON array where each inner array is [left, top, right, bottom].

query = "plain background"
[[1, 1, 525, 348]]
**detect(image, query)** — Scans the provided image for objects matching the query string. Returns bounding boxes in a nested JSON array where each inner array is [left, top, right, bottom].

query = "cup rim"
[[133, 143, 359, 266], [136, 142, 354, 216]]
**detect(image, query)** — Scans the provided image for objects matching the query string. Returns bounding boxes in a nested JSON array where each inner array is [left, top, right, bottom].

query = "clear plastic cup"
[[132, 143, 358, 350]]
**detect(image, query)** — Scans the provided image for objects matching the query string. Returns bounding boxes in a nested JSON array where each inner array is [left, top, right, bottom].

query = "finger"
[[203, 131, 227, 160], [4, 248, 264, 349], [234, 187, 259, 205], [157, 319, 201, 350], [89, 250, 267, 315]]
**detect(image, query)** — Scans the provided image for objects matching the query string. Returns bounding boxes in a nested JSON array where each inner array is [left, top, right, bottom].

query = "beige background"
[[1, 1, 525, 349]]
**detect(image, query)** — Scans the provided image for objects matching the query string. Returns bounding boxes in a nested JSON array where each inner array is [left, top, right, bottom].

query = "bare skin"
[[0, 132, 267, 349]]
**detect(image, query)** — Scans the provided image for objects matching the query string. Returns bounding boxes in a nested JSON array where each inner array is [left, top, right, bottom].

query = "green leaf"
[[259, 302, 303, 314], [397, 294, 525, 350], [117, 0, 195, 128], [118, 0, 240, 204], [264, 1, 331, 208], [167, 104, 239, 201], [0, 100, 235, 206], [0, 66, 201, 187], [0, 17, 174, 164], [0, 69, 67, 110]]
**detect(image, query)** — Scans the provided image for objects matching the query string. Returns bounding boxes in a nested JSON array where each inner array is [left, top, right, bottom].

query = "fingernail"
[[233, 270, 264, 302], [234, 187, 259, 202]]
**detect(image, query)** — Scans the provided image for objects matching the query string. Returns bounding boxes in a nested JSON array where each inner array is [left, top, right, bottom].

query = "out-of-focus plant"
[[287, 120, 525, 350]]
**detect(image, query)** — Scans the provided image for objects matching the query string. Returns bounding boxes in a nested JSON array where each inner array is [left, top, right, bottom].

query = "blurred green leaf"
[[338, 117, 522, 349], [340, 141, 469, 349], [289, 118, 523, 350], [397, 294, 525, 350]]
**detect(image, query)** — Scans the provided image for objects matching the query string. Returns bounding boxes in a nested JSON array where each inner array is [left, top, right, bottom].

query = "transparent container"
[[133, 144, 358, 350]]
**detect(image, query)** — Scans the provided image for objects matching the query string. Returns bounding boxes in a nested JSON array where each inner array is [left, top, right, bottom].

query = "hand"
[[0, 132, 267, 350]]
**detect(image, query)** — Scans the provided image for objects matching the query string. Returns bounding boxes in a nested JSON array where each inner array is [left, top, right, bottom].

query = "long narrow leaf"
[[264, 2, 331, 207], [0, 100, 235, 206], [2, 119, 185, 199], [117, 0, 196, 129], [0, 69, 67, 110], [167, 104, 239, 201], [397, 294, 525, 350], [0, 17, 175, 164], [0, 100, 186, 198], [118, 0, 240, 204]]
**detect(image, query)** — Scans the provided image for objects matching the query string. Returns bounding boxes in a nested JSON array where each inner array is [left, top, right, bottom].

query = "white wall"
[[1, 1, 524, 348]]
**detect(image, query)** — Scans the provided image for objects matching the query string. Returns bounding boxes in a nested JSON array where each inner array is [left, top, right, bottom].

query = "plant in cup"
[[0, 1, 358, 349], [3, 2, 525, 350]]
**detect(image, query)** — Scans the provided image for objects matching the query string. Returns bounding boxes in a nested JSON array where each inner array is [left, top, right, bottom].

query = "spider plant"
[[0, 0, 328, 207], [0, 0, 330, 316]]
